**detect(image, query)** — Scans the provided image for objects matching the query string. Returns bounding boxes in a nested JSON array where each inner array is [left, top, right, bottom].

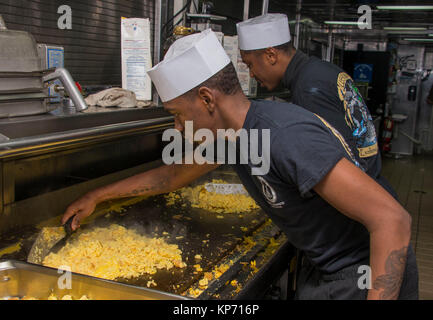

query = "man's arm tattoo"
[[372, 246, 408, 299]]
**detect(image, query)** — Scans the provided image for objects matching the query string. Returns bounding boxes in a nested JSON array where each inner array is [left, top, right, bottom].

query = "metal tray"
[[0, 92, 48, 101], [0, 99, 51, 119], [0, 73, 44, 92], [0, 260, 188, 300]]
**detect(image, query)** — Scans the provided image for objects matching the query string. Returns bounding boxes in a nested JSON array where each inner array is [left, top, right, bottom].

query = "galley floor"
[[382, 153, 433, 300]]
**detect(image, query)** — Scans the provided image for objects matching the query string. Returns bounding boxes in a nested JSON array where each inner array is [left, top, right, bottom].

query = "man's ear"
[[197, 86, 216, 113], [264, 47, 278, 66]]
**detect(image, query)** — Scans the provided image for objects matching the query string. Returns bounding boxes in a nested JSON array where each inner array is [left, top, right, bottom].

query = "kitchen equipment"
[[0, 166, 291, 299], [37, 44, 64, 103], [0, 260, 187, 300], [204, 183, 248, 195], [389, 45, 425, 155], [0, 30, 41, 72], [27, 215, 75, 265], [0, 25, 87, 117], [0, 71, 44, 91]]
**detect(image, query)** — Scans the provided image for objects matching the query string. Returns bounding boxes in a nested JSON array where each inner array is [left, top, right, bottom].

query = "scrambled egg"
[[42, 227, 66, 242], [42, 224, 186, 280], [0, 241, 22, 258], [185, 261, 234, 298], [166, 180, 259, 214], [12, 294, 89, 300]]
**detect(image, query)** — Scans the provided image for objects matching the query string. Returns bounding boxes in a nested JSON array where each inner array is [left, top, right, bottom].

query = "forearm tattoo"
[[119, 176, 170, 198], [120, 185, 157, 197], [120, 188, 147, 197], [373, 246, 408, 299]]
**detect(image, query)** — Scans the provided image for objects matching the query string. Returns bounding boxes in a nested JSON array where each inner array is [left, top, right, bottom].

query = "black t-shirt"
[[282, 50, 381, 180], [231, 99, 392, 273]]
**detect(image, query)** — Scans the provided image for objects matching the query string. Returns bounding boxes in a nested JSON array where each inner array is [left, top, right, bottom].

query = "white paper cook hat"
[[147, 29, 231, 102], [236, 13, 291, 51]]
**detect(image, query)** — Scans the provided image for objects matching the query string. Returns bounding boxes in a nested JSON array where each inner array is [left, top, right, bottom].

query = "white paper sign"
[[121, 17, 152, 101]]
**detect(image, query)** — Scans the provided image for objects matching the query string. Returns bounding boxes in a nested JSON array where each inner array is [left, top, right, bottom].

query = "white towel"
[[85, 88, 137, 108]]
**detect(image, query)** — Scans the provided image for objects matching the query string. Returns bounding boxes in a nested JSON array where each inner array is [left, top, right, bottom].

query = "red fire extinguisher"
[[381, 117, 394, 152]]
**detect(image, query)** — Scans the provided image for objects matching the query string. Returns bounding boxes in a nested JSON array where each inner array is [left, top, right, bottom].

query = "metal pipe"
[[173, 0, 184, 26], [262, 0, 269, 15], [191, 0, 199, 13], [243, 0, 250, 21], [326, 28, 334, 62], [294, 0, 302, 49], [153, 0, 162, 106], [42, 68, 87, 112]]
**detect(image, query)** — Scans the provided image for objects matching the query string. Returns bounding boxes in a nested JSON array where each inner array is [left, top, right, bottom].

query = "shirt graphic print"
[[337, 72, 379, 159]]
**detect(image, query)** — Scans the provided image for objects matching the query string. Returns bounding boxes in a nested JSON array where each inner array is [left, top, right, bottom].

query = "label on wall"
[[223, 35, 257, 97], [354, 63, 373, 84], [121, 17, 152, 101]]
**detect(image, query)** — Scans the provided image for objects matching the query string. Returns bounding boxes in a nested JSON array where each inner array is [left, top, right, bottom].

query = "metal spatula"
[[204, 183, 248, 195], [27, 215, 75, 265]]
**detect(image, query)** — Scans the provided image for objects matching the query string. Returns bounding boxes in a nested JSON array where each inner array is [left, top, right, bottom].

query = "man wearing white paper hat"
[[62, 29, 418, 300], [237, 14, 394, 197]]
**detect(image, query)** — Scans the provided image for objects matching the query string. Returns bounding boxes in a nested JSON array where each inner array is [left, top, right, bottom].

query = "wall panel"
[[0, 0, 155, 85]]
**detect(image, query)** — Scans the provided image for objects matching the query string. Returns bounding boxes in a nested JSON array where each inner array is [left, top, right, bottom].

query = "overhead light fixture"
[[324, 21, 367, 26], [288, 18, 314, 25], [384, 27, 427, 31], [403, 38, 433, 42], [377, 6, 433, 10]]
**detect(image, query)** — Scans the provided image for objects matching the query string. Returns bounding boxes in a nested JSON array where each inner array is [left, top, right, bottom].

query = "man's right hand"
[[60, 162, 220, 231], [61, 193, 98, 231]]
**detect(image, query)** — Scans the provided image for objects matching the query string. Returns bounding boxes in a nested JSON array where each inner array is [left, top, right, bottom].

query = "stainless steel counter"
[[0, 260, 188, 300], [0, 107, 173, 158]]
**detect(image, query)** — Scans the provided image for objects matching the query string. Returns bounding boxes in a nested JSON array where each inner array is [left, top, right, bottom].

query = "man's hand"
[[60, 161, 220, 231], [61, 192, 98, 231]]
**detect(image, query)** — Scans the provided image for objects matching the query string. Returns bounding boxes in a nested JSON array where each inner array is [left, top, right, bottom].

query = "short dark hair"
[[183, 62, 242, 99], [243, 41, 295, 54], [273, 41, 295, 53]]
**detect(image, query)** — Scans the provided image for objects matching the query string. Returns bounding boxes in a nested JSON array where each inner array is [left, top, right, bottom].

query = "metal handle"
[[64, 215, 75, 235], [262, 0, 269, 14], [43, 68, 88, 112]]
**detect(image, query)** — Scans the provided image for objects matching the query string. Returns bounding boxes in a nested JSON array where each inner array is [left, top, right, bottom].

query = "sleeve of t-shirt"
[[271, 121, 350, 197]]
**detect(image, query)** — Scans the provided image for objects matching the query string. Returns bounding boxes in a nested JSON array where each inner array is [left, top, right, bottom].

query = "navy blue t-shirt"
[[232, 99, 379, 273], [282, 50, 381, 180]]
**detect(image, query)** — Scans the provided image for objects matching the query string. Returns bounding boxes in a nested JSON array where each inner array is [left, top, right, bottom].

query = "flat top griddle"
[[0, 168, 270, 297]]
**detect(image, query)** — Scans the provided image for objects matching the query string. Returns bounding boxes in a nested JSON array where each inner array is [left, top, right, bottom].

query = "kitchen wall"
[[0, 0, 155, 86]]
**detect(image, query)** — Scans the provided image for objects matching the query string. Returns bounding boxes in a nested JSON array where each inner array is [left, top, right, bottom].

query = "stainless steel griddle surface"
[[0, 169, 268, 296]]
